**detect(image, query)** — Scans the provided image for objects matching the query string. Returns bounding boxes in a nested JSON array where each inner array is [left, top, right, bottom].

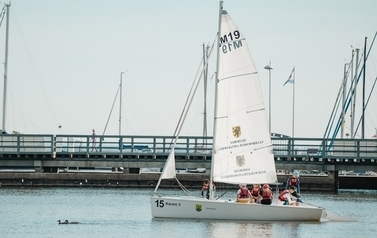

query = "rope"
[[175, 177, 195, 196]]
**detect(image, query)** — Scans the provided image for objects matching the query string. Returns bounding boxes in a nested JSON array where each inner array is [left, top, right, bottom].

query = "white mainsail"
[[212, 10, 277, 185]]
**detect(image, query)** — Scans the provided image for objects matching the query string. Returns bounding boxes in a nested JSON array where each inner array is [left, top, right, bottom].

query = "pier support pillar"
[[123, 168, 130, 174], [327, 170, 339, 192], [333, 170, 339, 192], [34, 160, 43, 173]]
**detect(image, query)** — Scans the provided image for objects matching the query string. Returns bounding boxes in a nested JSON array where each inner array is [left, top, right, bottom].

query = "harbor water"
[[0, 187, 376, 237]]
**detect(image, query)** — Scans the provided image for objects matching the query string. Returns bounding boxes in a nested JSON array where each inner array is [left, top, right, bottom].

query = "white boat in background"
[[186, 168, 206, 173], [339, 170, 377, 177], [151, 1, 354, 222]]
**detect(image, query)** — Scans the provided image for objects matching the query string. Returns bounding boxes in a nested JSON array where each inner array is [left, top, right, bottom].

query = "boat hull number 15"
[[155, 200, 181, 207]]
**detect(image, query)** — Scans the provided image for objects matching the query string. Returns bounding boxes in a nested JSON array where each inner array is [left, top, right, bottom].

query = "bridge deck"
[[0, 134, 376, 172]]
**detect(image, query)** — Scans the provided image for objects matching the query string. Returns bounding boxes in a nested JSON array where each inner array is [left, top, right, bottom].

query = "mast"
[[362, 37, 367, 139], [209, 0, 223, 200], [341, 63, 348, 138], [347, 49, 355, 138], [202, 43, 209, 140], [1, 2, 10, 134], [264, 62, 273, 135], [351, 48, 360, 138], [119, 72, 124, 136], [292, 67, 295, 137]]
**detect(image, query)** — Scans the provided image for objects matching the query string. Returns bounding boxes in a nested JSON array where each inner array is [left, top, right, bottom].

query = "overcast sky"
[[1, 0, 376, 138]]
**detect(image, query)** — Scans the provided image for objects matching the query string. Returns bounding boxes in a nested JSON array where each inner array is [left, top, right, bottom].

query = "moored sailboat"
[[151, 1, 331, 221]]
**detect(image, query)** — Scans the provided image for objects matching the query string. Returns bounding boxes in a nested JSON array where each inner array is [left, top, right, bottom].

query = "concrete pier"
[[0, 171, 356, 191]]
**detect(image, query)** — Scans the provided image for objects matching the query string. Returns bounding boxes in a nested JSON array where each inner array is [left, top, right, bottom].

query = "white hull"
[[151, 196, 326, 221]]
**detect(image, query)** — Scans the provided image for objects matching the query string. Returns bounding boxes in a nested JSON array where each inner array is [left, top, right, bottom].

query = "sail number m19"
[[219, 30, 243, 54]]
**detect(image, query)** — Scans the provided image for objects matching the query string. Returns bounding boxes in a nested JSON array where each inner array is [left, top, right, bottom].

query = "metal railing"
[[0, 134, 376, 160]]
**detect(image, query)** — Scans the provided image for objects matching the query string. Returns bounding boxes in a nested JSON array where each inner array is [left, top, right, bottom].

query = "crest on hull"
[[232, 126, 241, 138]]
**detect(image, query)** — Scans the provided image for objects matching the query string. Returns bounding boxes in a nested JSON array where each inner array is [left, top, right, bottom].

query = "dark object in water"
[[58, 220, 79, 224]]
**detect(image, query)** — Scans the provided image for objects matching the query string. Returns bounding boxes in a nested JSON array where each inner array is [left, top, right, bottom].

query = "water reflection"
[[208, 221, 263, 238], [207, 220, 299, 238]]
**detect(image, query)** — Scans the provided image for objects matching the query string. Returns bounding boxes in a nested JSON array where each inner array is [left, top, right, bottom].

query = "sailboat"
[[151, 1, 327, 221]]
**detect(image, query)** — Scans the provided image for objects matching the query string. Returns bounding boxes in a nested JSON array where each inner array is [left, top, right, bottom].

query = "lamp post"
[[264, 62, 273, 136]]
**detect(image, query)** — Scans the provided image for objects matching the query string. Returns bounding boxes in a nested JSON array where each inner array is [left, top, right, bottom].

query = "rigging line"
[[102, 87, 119, 137], [0, 6, 5, 26], [122, 83, 143, 135], [324, 54, 357, 139], [172, 36, 217, 138], [215, 190, 228, 200], [172, 63, 200, 139], [9, 92, 46, 133], [342, 123, 360, 138], [180, 54, 211, 135], [172, 37, 217, 139], [324, 58, 356, 139], [332, 59, 365, 138], [167, 46, 201, 137], [329, 31, 377, 142], [185, 97, 204, 134], [170, 47, 215, 146], [12, 9, 62, 130], [176, 178, 194, 196], [353, 75, 377, 137], [323, 62, 352, 139], [325, 84, 344, 139]]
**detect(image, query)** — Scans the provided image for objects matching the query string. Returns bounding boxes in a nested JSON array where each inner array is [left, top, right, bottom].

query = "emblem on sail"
[[195, 204, 202, 212], [236, 155, 245, 167], [232, 126, 241, 138]]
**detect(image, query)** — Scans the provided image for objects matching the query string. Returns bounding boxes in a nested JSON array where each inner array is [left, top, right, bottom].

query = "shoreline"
[[2, 171, 373, 190]]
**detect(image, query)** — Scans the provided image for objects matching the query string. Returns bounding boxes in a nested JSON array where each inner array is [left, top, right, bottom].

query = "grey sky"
[[1, 0, 376, 138]]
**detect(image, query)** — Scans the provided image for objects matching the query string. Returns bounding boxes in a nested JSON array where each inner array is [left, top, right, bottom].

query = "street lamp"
[[264, 62, 273, 136]]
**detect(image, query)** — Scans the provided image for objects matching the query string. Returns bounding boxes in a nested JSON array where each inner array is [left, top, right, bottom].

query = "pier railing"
[[0, 134, 376, 161]]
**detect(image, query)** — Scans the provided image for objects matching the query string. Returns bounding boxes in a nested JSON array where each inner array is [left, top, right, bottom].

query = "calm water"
[[0, 187, 376, 238]]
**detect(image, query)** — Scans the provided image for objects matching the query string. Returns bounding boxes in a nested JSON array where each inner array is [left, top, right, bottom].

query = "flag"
[[283, 67, 295, 86]]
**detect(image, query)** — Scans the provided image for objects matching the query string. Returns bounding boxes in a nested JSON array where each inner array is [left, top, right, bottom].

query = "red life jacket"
[[278, 190, 290, 201], [239, 187, 249, 198], [262, 189, 272, 200], [250, 187, 260, 197], [289, 177, 298, 186]]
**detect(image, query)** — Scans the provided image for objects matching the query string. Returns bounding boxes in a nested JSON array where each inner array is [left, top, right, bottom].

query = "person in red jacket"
[[286, 170, 300, 194], [237, 184, 251, 202], [249, 184, 261, 203], [278, 186, 299, 206], [260, 184, 273, 205]]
